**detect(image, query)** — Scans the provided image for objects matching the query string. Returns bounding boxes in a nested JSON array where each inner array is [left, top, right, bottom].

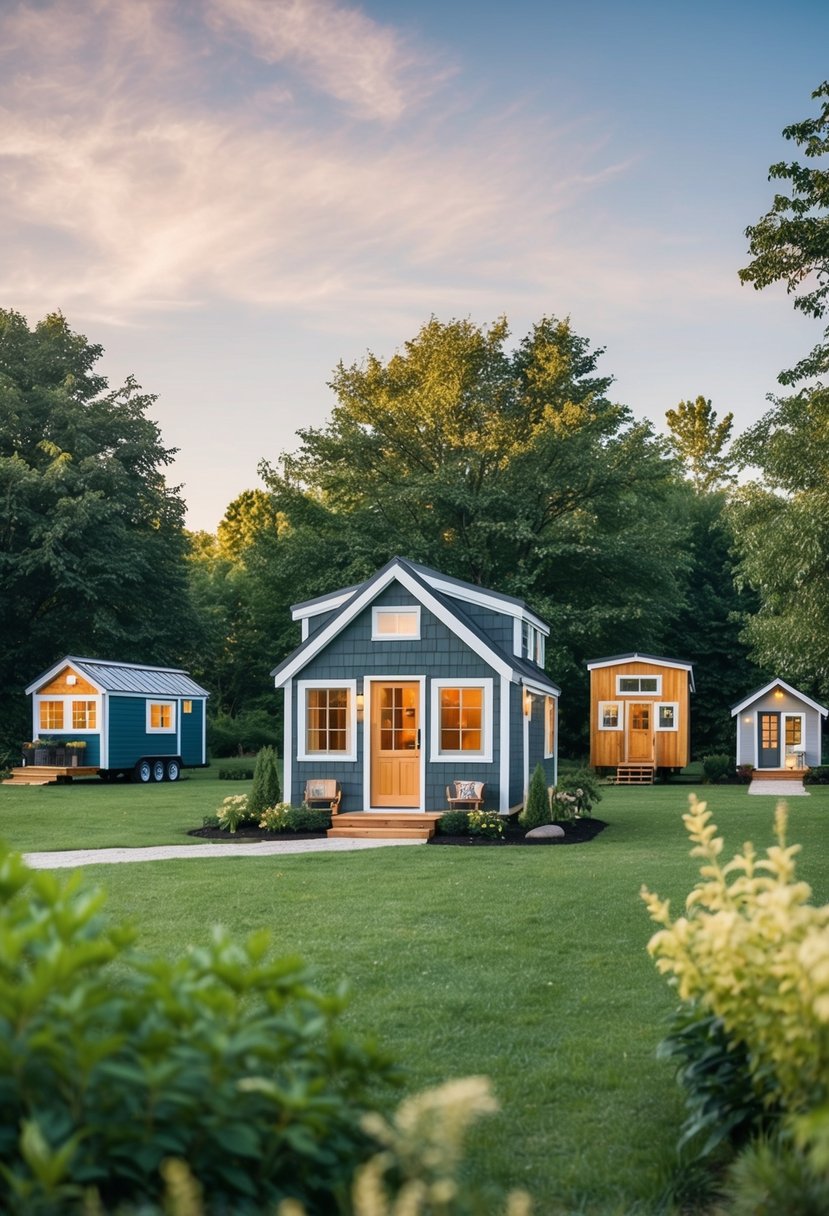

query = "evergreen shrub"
[[248, 746, 281, 818], [701, 753, 733, 783], [0, 845, 398, 1214], [437, 812, 469, 835], [519, 763, 550, 830]]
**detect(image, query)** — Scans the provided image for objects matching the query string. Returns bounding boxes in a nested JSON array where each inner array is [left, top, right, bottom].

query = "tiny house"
[[14, 656, 209, 783], [270, 556, 560, 814], [586, 653, 694, 780], [731, 678, 827, 773]]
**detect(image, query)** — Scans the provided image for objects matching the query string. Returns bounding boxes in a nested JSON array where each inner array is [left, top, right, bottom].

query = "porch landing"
[[748, 770, 809, 797], [3, 766, 101, 787], [328, 812, 443, 841]]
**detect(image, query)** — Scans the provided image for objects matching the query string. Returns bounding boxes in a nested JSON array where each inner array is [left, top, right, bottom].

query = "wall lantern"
[[66, 674, 77, 686], [356, 692, 365, 723], [744, 716, 752, 724], [523, 690, 533, 718], [774, 689, 784, 699]]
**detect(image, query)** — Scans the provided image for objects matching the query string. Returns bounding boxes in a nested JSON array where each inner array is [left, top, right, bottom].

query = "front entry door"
[[371, 682, 420, 807], [758, 712, 781, 768], [627, 702, 653, 762]]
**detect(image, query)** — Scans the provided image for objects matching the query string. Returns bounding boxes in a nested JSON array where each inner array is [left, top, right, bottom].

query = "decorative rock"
[[525, 824, 565, 840]]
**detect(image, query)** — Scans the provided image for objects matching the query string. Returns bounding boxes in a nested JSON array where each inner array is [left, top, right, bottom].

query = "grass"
[[4, 778, 826, 1214]]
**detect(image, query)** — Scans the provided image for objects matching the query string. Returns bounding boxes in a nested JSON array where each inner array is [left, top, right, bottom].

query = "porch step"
[[751, 768, 808, 780], [327, 813, 442, 841], [2, 766, 100, 786], [614, 764, 655, 785]]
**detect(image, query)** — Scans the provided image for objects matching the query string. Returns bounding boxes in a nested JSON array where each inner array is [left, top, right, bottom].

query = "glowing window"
[[72, 700, 97, 729], [39, 700, 64, 730]]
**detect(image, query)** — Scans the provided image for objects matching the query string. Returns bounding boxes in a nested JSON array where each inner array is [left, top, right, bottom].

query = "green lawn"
[[4, 780, 826, 1214]]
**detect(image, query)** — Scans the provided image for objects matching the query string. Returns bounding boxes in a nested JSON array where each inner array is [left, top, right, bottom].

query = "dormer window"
[[521, 621, 545, 666], [372, 606, 421, 640]]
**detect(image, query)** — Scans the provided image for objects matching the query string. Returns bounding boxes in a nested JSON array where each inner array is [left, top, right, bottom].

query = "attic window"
[[616, 675, 662, 695], [521, 622, 545, 666], [372, 607, 421, 640]]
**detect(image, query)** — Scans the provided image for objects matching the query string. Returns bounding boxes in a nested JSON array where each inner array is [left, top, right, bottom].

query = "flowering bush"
[[216, 793, 250, 833], [551, 769, 601, 820], [467, 810, 504, 838], [259, 802, 292, 831], [641, 796, 829, 1164]]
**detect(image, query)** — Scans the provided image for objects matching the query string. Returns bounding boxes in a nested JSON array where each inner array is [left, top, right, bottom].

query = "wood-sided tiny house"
[[586, 653, 694, 783], [6, 657, 209, 785]]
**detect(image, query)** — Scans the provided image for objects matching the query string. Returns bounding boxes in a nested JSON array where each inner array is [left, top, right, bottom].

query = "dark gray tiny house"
[[23, 656, 208, 782], [270, 557, 559, 813], [732, 678, 827, 772]]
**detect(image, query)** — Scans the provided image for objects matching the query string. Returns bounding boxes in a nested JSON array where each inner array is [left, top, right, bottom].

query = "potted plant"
[[66, 741, 87, 767]]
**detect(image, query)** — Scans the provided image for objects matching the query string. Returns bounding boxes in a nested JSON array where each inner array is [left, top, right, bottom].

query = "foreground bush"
[[0, 845, 398, 1214], [642, 797, 829, 1207]]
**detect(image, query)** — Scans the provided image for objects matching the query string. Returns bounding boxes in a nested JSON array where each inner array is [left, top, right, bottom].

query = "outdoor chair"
[[445, 780, 485, 811], [303, 779, 342, 814]]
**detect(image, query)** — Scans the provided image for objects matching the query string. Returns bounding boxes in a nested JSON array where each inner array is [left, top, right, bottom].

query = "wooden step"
[[615, 764, 655, 785], [2, 765, 100, 786], [327, 812, 442, 841], [751, 768, 808, 780]]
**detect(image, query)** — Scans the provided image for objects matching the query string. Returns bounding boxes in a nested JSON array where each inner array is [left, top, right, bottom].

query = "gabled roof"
[[291, 556, 550, 635], [271, 557, 559, 696], [26, 657, 209, 699], [586, 652, 696, 693], [730, 678, 828, 718]]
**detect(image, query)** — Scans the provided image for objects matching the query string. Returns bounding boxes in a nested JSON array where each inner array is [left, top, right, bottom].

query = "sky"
[[2, 0, 828, 532]]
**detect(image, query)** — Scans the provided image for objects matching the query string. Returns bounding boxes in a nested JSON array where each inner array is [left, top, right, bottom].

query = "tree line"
[[2, 81, 828, 762]]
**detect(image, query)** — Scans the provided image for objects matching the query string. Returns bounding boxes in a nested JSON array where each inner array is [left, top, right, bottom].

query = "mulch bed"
[[189, 819, 607, 846], [429, 817, 606, 846]]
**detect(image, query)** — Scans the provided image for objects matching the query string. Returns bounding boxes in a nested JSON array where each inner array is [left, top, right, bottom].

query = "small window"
[[147, 701, 175, 733], [72, 700, 97, 729], [430, 679, 493, 762], [372, 606, 421, 639], [616, 675, 662, 695], [522, 621, 545, 666], [544, 696, 556, 758], [39, 700, 64, 730], [183, 700, 193, 714], [598, 701, 623, 731], [655, 703, 679, 731], [306, 687, 350, 753]]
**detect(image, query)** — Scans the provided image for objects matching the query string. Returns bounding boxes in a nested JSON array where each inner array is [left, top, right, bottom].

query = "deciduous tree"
[[665, 396, 735, 492]]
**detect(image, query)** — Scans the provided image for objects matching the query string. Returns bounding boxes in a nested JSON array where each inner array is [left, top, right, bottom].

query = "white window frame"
[[544, 696, 556, 758], [34, 695, 101, 734], [146, 700, 176, 734], [371, 605, 421, 640], [598, 700, 624, 731], [655, 702, 679, 732], [521, 621, 545, 666], [38, 698, 65, 731], [783, 712, 806, 762], [616, 675, 662, 696], [70, 699, 98, 731], [430, 678, 493, 763], [297, 679, 357, 762]]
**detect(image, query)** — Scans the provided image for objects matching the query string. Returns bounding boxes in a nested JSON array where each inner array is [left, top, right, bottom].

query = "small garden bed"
[[430, 817, 606, 846]]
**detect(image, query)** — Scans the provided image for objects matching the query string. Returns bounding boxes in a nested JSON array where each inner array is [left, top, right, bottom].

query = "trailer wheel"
[[152, 759, 166, 782], [166, 758, 181, 782], [134, 759, 152, 783]]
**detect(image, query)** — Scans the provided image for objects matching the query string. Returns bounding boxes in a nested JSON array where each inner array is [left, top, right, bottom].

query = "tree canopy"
[[740, 80, 829, 384], [0, 310, 196, 751], [665, 396, 734, 492]]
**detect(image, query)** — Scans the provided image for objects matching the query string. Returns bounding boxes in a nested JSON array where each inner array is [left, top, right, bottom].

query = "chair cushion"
[[307, 782, 328, 799], [455, 780, 479, 799]]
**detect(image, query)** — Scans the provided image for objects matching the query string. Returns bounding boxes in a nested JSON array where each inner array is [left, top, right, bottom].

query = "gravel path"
[[23, 837, 426, 870], [747, 778, 808, 796]]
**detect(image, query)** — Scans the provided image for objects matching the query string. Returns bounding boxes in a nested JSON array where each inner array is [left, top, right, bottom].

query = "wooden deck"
[[3, 765, 100, 786], [614, 764, 655, 785], [328, 812, 443, 841], [751, 768, 808, 781]]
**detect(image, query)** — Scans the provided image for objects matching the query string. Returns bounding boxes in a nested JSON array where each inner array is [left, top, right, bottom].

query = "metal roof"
[[27, 657, 209, 699]]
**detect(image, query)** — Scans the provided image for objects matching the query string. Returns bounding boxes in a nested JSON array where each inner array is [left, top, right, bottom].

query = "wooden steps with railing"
[[327, 813, 443, 841], [3, 766, 100, 786], [614, 764, 655, 785]]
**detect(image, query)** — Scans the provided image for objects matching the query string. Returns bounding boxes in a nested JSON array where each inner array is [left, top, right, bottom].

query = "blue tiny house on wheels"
[[23, 656, 209, 782], [270, 557, 559, 814]]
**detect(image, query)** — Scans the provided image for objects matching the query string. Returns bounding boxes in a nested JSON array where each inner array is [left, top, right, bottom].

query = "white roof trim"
[[523, 679, 559, 699], [292, 591, 355, 622], [274, 562, 515, 686], [586, 653, 694, 673], [730, 678, 829, 718], [26, 658, 106, 696]]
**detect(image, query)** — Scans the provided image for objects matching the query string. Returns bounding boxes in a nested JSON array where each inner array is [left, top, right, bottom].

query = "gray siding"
[[736, 690, 823, 768]]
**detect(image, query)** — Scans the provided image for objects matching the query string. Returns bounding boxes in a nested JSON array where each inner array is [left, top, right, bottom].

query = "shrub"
[[701, 753, 733, 783], [259, 804, 331, 833], [717, 1137, 829, 1216], [218, 766, 254, 781], [551, 768, 602, 820], [519, 763, 550, 829], [206, 710, 278, 758], [467, 810, 504, 838], [248, 745, 281, 818], [736, 763, 755, 784], [804, 765, 829, 785], [215, 793, 251, 833], [438, 811, 469, 835], [642, 796, 829, 1168], [0, 845, 398, 1214], [258, 802, 292, 831]]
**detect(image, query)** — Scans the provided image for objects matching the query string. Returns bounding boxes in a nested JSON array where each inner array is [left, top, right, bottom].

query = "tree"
[[665, 396, 735, 492], [730, 384, 829, 698], [256, 316, 690, 751], [0, 310, 197, 752], [739, 80, 829, 384]]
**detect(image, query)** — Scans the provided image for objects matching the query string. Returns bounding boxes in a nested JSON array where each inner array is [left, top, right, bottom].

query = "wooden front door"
[[627, 702, 653, 762], [371, 682, 420, 807], [758, 712, 781, 768]]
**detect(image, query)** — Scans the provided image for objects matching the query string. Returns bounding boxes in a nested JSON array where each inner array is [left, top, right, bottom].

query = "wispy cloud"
[[0, 0, 633, 328]]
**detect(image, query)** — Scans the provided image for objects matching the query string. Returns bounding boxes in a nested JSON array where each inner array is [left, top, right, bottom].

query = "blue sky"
[[2, 0, 827, 531]]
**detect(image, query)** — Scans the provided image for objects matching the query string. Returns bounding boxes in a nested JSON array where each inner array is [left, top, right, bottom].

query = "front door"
[[370, 682, 420, 807], [758, 712, 781, 768], [627, 702, 653, 762]]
